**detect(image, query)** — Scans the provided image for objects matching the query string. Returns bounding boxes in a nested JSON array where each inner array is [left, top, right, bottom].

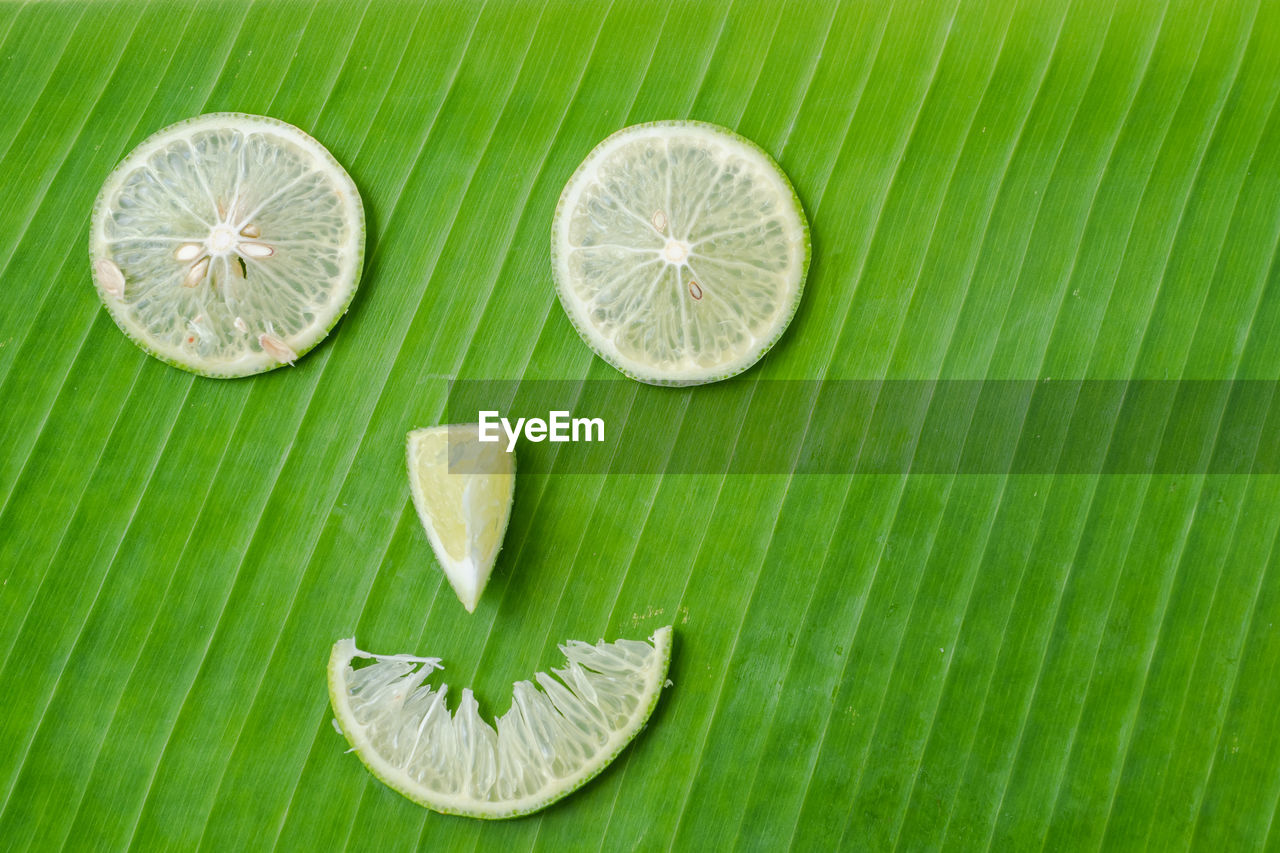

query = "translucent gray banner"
[[443, 379, 1280, 475]]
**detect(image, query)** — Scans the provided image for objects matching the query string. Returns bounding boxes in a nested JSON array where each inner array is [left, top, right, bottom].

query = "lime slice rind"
[[328, 626, 673, 819], [90, 112, 365, 378], [551, 120, 810, 386]]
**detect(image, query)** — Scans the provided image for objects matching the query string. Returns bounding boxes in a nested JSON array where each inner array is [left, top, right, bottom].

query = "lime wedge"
[[552, 120, 809, 386], [328, 626, 673, 818], [406, 425, 515, 613], [89, 112, 364, 377]]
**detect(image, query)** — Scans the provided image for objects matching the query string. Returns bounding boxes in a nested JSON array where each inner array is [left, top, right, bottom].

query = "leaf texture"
[[2, 0, 1280, 849]]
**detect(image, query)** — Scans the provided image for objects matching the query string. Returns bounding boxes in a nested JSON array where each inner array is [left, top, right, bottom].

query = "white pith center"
[[209, 225, 237, 255], [663, 239, 689, 264], [175, 221, 275, 291]]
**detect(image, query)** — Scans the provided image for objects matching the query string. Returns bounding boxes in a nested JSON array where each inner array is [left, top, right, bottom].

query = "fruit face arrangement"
[[91, 114, 809, 818]]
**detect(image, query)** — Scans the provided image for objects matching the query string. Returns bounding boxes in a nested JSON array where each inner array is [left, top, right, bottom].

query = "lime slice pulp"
[[90, 112, 364, 377], [552, 120, 809, 386], [329, 626, 673, 818], [407, 424, 516, 613]]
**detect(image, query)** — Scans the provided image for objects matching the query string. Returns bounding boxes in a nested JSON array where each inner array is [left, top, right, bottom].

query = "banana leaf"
[[2, 0, 1279, 848]]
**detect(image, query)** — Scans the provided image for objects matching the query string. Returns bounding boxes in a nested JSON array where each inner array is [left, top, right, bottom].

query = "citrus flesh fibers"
[[552, 120, 809, 385], [90, 113, 364, 377], [406, 424, 515, 613], [328, 626, 673, 818]]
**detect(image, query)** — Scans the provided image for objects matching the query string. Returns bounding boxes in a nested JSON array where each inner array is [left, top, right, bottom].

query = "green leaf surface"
[[3, 0, 1280, 849]]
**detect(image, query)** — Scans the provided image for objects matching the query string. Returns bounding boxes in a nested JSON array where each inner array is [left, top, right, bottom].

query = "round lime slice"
[[551, 120, 809, 386], [89, 112, 365, 378]]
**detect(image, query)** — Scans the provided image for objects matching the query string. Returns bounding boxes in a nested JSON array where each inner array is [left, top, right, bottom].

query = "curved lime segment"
[[329, 626, 673, 818]]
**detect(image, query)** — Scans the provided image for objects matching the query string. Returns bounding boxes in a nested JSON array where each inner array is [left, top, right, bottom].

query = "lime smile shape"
[[328, 627, 673, 818]]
